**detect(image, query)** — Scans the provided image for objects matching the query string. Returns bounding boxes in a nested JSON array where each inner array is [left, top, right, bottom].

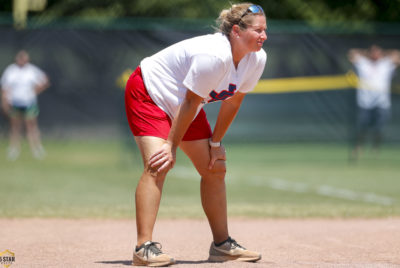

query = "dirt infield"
[[1, 218, 399, 268]]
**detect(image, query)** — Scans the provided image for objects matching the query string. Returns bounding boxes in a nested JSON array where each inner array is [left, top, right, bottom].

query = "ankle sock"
[[214, 236, 231, 247]]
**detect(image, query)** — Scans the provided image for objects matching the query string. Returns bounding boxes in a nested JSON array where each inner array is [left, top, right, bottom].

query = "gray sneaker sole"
[[132, 254, 175, 267], [208, 254, 261, 262]]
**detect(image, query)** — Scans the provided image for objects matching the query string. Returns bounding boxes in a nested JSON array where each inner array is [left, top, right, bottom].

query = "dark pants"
[[355, 107, 390, 149]]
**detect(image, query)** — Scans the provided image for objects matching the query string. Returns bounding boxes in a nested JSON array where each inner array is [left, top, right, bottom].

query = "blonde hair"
[[216, 3, 265, 36]]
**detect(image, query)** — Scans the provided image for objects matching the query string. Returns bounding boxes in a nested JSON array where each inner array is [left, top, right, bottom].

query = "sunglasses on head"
[[240, 4, 264, 19]]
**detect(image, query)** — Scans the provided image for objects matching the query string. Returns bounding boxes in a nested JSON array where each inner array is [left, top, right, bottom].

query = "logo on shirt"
[[208, 84, 237, 103]]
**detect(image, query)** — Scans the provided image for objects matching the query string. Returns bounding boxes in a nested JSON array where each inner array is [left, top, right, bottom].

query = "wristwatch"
[[209, 139, 221, 148]]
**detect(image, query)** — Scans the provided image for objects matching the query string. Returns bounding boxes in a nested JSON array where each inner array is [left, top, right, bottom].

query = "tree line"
[[1, 0, 399, 24]]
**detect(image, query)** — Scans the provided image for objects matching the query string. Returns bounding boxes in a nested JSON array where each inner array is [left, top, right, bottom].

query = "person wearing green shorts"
[[9, 103, 40, 118], [1, 50, 49, 160]]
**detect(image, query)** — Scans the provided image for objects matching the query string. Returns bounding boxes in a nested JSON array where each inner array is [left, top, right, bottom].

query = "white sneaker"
[[32, 146, 46, 160], [208, 236, 261, 262], [7, 147, 20, 161], [133, 241, 175, 267]]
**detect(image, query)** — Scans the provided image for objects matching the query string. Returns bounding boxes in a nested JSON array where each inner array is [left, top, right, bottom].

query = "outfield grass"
[[1, 138, 399, 218]]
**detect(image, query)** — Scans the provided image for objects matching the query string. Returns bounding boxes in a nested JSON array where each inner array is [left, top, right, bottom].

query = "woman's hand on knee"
[[208, 145, 226, 170], [148, 142, 176, 173]]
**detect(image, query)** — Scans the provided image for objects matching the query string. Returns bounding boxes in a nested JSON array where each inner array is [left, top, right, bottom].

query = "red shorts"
[[125, 66, 212, 141]]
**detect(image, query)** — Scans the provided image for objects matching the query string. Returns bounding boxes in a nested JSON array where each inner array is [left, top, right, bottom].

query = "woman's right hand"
[[148, 141, 176, 173]]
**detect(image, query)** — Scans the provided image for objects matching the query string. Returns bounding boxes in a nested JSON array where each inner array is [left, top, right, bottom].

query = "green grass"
[[1, 138, 399, 218]]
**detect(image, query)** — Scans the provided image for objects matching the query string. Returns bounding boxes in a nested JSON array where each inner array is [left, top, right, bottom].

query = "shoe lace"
[[228, 237, 245, 250], [144, 242, 163, 257]]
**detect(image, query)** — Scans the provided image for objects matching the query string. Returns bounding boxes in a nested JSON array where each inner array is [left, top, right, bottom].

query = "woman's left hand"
[[208, 145, 226, 169]]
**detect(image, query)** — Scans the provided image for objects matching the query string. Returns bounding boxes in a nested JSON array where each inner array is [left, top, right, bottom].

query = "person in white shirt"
[[348, 45, 400, 159], [1, 50, 49, 160], [125, 3, 266, 266]]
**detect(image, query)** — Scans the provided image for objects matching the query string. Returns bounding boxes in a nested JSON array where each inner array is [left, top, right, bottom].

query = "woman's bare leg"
[[134, 136, 171, 246], [25, 117, 45, 158], [8, 116, 23, 160], [180, 139, 228, 244]]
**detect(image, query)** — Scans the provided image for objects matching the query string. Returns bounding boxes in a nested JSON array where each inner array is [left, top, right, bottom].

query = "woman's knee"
[[25, 119, 39, 132], [201, 160, 226, 179], [143, 162, 171, 183]]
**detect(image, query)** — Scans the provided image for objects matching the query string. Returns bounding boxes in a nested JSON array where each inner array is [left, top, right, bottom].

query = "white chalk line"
[[253, 177, 395, 206], [170, 166, 396, 206]]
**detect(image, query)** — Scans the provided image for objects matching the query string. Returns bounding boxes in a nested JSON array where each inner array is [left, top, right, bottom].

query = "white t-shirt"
[[353, 55, 396, 109], [140, 33, 267, 119], [1, 63, 47, 107]]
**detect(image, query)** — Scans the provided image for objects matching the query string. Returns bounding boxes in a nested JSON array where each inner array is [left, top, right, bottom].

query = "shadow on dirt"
[[96, 259, 210, 266]]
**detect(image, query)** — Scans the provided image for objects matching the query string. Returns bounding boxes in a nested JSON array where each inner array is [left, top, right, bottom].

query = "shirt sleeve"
[[183, 54, 227, 98], [239, 50, 267, 93], [383, 57, 397, 73], [0, 66, 11, 91], [31, 65, 47, 85], [353, 55, 368, 70]]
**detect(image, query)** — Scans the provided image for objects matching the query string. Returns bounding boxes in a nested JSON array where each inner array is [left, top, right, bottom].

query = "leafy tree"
[[1, 0, 399, 23]]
